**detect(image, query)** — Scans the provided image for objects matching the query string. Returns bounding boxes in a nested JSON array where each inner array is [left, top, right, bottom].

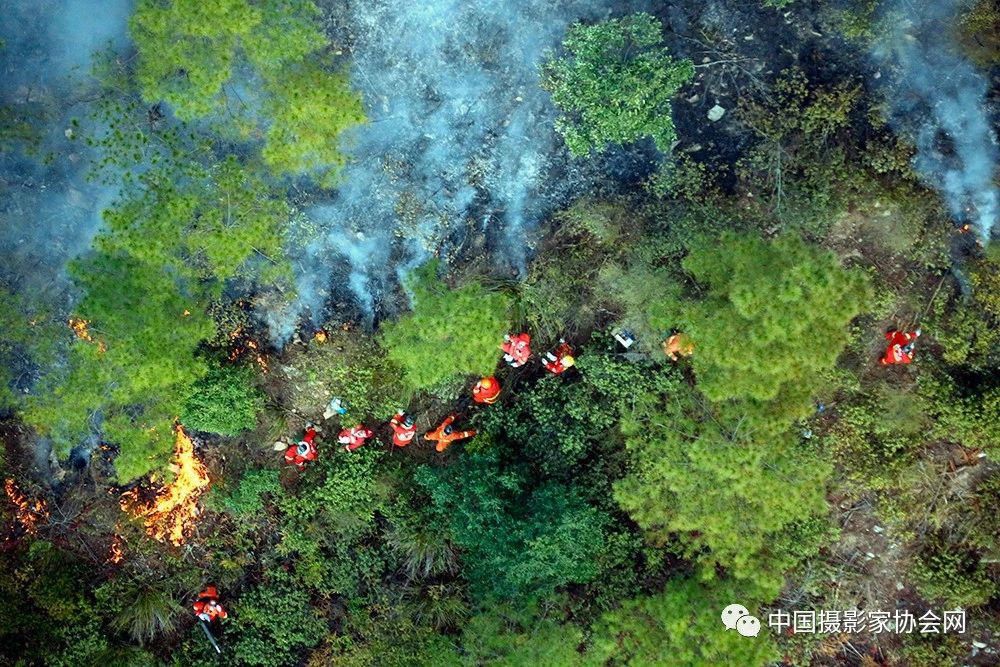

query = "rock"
[[687, 94, 700, 104], [744, 35, 754, 41], [873, 525, 884, 534], [865, 551, 876, 559], [973, 641, 987, 649], [707, 105, 726, 122], [895, 581, 905, 591]]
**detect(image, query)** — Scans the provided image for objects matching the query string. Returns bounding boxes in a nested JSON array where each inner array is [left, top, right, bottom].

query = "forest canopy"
[[2, 1, 1000, 666]]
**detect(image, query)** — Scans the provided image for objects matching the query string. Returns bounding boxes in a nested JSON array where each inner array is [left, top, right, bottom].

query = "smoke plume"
[[0, 0, 133, 294], [874, 0, 999, 241], [277, 0, 647, 337]]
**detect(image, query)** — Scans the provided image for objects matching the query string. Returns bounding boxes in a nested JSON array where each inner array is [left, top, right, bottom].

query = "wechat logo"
[[721, 603, 761, 637]]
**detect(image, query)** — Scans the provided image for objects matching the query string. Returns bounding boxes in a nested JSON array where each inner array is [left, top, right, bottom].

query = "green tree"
[[542, 13, 694, 156], [614, 385, 831, 598], [678, 231, 868, 417], [262, 61, 367, 187], [381, 261, 510, 391], [587, 577, 779, 666], [130, 0, 322, 120], [181, 364, 264, 435], [130, 0, 365, 183], [416, 449, 608, 602]]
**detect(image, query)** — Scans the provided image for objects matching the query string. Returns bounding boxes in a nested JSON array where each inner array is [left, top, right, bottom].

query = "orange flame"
[[108, 535, 125, 564], [4, 478, 48, 537], [313, 330, 328, 344], [228, 326, 268, 373], [69, 317, 107, 353], [121, 426, 210, 546], [69, 317, 93, 341]]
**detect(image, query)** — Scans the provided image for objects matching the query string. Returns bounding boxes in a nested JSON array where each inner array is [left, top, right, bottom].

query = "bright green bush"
[[679, 231, 869, 414], [181, 365, 264, 435], [230, 575, 327, 667], [542, 13, 694, 155], [587, 577, 779, 666], [381, 261, 510, 391], [910, 533, 995, 608]]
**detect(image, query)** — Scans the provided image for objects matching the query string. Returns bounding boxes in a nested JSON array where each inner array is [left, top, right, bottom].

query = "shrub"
[[542, 13, 694, 155], [181, 365, 264, 435], [381, 261, 510, 391]]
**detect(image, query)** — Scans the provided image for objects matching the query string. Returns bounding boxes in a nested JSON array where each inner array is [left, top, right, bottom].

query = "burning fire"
[[228, 326, 269, 372], [313, 330, 328, 344], [69, 316, 93, 341], [120, 426, 210, 546], [4, 478, 48, 538], [69, 316, 107, 353], [108, 535, 125, 564]]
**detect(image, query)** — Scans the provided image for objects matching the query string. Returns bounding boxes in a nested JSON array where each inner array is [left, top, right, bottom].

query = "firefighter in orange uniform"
[[389, 413, 417, 447], [501, 333, 532, 367], [472, 376, 501, 404], [542, 339, 575, 375], [881, 329, 921, 365], [425, 414, 476, 452], [663, 332, 694, 361], [193, 586, 228, 622], [284, 425, 318, 469], [340, 425, 374, 452]]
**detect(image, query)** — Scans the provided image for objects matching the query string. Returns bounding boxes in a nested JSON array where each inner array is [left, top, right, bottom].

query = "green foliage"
[[231, 574, 328, 667], [99, 158, 291, 285], [826, 379, 932, 486], [587, 577, 779, 666], [459, 604, 587, 666], [131, 0, 322, 120], [482, 352, 680, 476], [381, 261, 511, 391], [542, 13, 694, 155], [218, 468, 283, 516], [181, 364, 264, 435], [130, 0, 364, 184], [910, 532, 996, 608], [25, 150, 290, 480], [24, 254, 213, 481], [262, 61, 367, 187], [95, 577, 186, 644], [615, 388, 832, 598], [417, 448, 608, 602], [679, 231, 868, 414]]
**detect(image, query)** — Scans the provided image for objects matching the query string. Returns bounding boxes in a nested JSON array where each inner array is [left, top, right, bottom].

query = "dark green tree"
[[542, 13, 694, 156]]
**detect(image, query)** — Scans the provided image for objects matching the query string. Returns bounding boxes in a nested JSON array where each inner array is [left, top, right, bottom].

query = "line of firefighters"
[[283, 327, 922, 468], [283, 333, 578, 467], [210, 327, 925, 634]]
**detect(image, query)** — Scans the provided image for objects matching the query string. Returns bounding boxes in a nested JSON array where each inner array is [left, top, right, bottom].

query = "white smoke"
[[276, 0, 649, 337], [875, 0, 999, 241]]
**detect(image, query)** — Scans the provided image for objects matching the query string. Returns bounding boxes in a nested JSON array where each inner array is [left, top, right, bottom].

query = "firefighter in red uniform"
[[543, 339, 575, 375], [425, 415, 476, 452], [340, 424, 374, 452], [193, 586, 228, 622], [389, 412, 417, 447], [284, 425, 318, 469], [881, 329, 921, 365], [472, 376, 501, 404], [501, 333, 531, 367]]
